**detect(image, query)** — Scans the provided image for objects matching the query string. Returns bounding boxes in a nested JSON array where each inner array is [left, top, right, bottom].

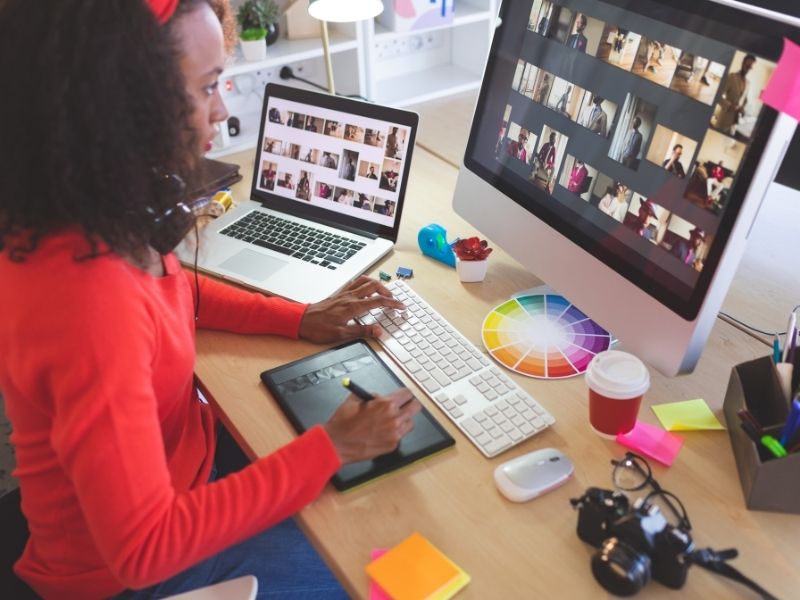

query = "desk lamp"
[[307, 0, 384, 95]]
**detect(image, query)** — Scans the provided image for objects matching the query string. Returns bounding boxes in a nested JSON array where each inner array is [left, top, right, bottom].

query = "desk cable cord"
[[719, 303, 800, 338], [278, 66, 369, 101]]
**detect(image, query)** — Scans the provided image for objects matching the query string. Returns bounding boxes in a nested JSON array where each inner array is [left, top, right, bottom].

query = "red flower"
[[453, 236, 493, 261]]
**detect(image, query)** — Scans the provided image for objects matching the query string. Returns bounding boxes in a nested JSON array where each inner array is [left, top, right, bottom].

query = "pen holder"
[[722, 355, 800, 513]]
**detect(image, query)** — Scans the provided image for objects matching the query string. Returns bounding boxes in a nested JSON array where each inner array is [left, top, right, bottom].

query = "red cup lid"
[[585, 350, 650, 399]]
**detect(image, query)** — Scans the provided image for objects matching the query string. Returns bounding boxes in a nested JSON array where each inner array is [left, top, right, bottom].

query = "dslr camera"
[[570, 487, 694, 596]]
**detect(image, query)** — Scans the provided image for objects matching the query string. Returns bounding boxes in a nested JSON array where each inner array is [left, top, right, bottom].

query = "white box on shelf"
[[377, 0, 455, 32]]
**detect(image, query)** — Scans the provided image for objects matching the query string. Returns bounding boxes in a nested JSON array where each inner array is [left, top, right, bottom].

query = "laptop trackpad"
[[218, 249, 287, 281]]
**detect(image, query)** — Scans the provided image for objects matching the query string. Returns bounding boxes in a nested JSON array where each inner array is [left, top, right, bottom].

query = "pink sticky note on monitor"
[[616, 420, 684, 467], [761, 38, 800, 121], [369, 549, 390, 600]]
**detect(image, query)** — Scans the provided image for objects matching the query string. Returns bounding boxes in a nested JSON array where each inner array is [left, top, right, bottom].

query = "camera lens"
[[591, 537, 651, 596]]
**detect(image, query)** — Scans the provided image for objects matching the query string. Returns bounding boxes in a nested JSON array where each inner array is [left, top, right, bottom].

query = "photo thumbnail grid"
[[260, 100, 411, 224]]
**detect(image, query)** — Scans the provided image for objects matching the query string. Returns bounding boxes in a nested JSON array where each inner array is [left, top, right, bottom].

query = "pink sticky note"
[[369, 549, 390, 600], [616, 420, 684, 467], [761, 38, 800, 121]]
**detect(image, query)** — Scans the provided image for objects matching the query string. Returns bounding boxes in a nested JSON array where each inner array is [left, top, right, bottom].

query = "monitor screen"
[[255, 96, 413, 229], [464, 0, 789, 320]]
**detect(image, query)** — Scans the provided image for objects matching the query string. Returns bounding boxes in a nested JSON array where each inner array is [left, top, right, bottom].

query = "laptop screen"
[[252, 85, 418, 240], [463, 0, 797, 319]]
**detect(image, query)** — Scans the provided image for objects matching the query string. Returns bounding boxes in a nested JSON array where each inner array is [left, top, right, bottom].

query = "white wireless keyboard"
[[358, 280, 554, 457]]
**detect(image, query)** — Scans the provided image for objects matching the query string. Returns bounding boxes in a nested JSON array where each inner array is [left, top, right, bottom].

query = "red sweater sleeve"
[[182, 265, 308, 337], [42, 264, 339, 588]]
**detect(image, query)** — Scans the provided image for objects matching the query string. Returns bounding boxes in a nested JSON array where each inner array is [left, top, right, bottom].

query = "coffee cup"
[[585, 350, 650, 438]]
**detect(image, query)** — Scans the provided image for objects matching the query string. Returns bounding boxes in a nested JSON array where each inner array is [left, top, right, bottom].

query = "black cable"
[[279, 66, 370, 101], [718, 311, 784, 337]]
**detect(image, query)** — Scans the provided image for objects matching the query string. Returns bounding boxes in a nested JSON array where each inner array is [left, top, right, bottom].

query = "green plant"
[[237, 0, 280, 31], [240, 27, 267, 41]]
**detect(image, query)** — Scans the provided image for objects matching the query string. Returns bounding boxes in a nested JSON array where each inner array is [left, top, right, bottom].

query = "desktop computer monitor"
[[454, 0, 800, 375]]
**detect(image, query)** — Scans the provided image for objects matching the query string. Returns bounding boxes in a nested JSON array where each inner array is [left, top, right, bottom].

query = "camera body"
[[572, 487, 694, 595]]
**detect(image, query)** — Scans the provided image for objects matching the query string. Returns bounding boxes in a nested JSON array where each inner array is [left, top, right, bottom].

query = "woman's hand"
[[298, 276, 405, 343], [323, 388, 421, 464]]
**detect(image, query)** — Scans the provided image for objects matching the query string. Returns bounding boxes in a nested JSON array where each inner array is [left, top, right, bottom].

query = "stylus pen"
[[341, 377, 374, 401], [782, 312, 796, 363], [773, 334, 781, 363], [760, 435, 787, 459]]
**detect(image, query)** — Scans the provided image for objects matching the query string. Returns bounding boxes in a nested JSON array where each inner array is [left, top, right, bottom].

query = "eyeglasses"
[[610, 452, 692, 531]]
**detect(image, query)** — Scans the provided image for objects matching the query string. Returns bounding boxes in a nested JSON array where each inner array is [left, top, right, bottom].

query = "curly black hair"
[[0, 0, 210, 264]]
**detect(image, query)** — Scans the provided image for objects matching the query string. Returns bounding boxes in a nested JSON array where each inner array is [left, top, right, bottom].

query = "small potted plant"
[[237, 0, 281, 61], [453, 236, 493, 282]]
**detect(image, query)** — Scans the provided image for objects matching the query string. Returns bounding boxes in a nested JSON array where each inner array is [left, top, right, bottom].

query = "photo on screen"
[[373, 197, 396, 217], [299, 146, 319, 164], [546, 78, 585, 120], [344, 124, 365, 144], [514, 61, 540, 99], [304, 115, 323, 133], [339, 149, 359, 181], [564, 12, 605, 55], [660, 213, 711, 271], [494, 104, 514, 158], [318, 150, 339, 170], [333, 186, 355, 205], [258, 160, 277, 191], [314, 180, 333, 200], [593, 173, 632, 221], [608, 94, 657, 170], [324, 119, 344, 138], [355, 193, 374, 210], [502, 122, 537, 165], [597, 24, 642, 71], [711, 50, 777, 142], [575, 92, 617, 137], [288, 112, 306, 129], [263, 137, 283, 155], [295, 170, 313, 201], [358, 160, 380, 180], [276, 171, 296, 191], [364, 128, 385, 148], [623, 194, 670, 244], [512, 59, 525, 91], [684, 129, 747, 214], [267, 107, 286, 125], [544, 4, 574, 44], [558, 154, 599, 201], [380, 158, 402, 193], [645, 125, 698, 179], [527, 0, 554, 35], [531, 69, 555, 105], [530, 125, 568, 193], [631, 39, 683, 87], [385, 126, 409, 159], [283, 143, 301, 160], [668, 55, 725, 105]]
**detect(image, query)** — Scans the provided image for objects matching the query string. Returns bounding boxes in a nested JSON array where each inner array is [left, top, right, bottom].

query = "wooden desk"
[[197, 148, 799, 598]]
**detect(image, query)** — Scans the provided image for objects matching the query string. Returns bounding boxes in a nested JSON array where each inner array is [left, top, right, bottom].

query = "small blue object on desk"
[[396, 266, 413, 279], [417, 224, 456, 268], [379, 271, 392, 282]]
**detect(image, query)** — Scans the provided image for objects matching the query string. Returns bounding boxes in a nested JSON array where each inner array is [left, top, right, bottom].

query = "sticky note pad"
[[652, 399, 725, 431], [761, 38, 800, 121], [616, 420, 684, 467], [369, 550, 391, 600], [366, 532, 470, 600]]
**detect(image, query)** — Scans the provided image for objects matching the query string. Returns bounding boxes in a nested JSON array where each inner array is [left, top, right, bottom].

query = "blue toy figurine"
[[418, 223, 456, 268]]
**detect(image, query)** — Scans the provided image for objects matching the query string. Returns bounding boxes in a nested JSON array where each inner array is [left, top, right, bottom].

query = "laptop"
[[177, 83, 418, 304]]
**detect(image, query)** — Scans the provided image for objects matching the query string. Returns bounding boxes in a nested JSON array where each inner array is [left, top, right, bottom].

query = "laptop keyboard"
[[219, 211, 367, 270]]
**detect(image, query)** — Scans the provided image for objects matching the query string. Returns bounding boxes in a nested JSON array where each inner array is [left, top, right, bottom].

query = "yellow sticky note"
[[652, 399, 725, 431], [366, 532, 470, 600]]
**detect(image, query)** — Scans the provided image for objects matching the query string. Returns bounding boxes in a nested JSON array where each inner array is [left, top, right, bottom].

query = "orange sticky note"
[[761, 38, 800, 121], [366, 532, 469, 600], [369, 549, 391, 600]]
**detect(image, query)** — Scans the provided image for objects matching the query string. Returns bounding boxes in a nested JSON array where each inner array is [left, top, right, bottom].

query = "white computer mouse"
[[493, 447, 574, 502]]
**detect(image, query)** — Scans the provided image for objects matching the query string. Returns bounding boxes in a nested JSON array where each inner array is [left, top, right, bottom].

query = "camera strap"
[[686, 548, 778, 600]]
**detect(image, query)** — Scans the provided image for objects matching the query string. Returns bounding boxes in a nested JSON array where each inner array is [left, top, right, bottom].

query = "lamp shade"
[[308, 0, 384, 23]]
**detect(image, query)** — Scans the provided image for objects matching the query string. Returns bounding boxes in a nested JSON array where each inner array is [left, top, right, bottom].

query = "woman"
[[598, 182, 628, 222], [0, 1, 420, 598]]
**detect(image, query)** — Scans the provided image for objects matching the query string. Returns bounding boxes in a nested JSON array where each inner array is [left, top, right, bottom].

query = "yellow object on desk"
[[652, 398, 725, 431], [366, 532, 470, 600]]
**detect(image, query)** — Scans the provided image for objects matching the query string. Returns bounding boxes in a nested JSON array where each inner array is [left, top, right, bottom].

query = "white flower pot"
[[456, 258, 488, 283], [241, 39, 267, 62]]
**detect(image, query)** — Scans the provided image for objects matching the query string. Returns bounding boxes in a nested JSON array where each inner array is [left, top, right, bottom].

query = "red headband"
[[147, 0, 179, 24]]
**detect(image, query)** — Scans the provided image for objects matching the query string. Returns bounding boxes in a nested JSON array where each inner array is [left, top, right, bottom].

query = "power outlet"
[[282, 59, 316, 81], [374, 32, 443, 60], [252, 69, 276, 92]]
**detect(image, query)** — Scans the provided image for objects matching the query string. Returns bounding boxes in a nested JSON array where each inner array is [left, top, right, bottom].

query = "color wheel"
[[482, 294, 611, 379]]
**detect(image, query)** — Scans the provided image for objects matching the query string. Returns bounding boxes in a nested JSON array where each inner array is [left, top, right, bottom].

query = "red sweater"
[[0, 231, 341, 599]]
